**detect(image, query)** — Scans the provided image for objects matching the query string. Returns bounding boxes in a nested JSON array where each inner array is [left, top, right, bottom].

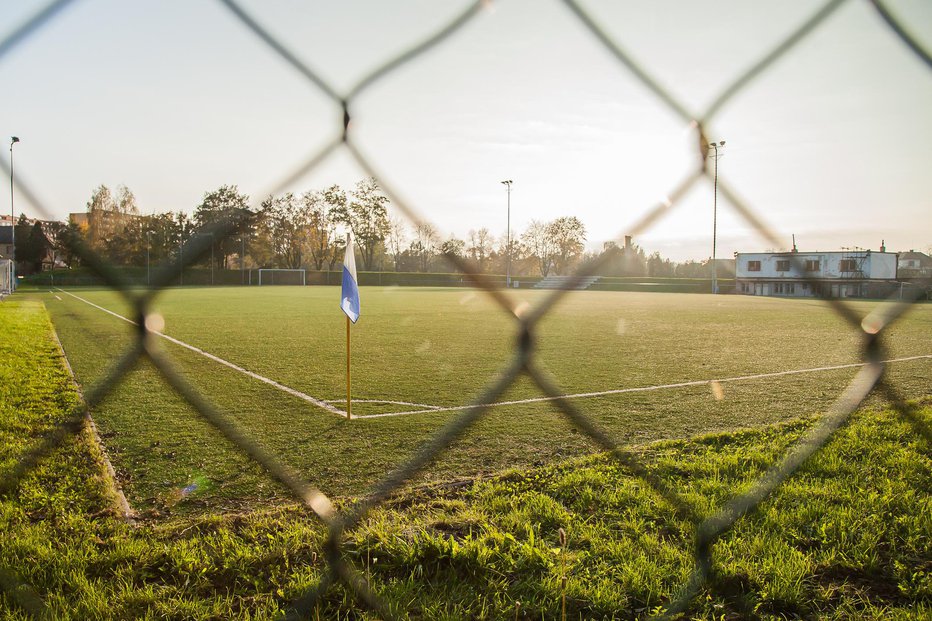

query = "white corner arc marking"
[[56, 289, 345, 416]]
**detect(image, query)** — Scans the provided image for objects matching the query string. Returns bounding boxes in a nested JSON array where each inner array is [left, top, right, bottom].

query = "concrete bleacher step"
[[532, 275, 601, 290]]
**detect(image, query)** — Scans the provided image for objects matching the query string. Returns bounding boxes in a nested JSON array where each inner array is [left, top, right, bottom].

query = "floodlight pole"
[[146, 229, 151, 286], [240, 235, 246, 285], [193, 232, 215, 285], [709, 140, 725, 294], [9, 137, 20, 289], [179, 232, 183, 287], [209, 232, 214, 286], [501, 179, 513, 287]]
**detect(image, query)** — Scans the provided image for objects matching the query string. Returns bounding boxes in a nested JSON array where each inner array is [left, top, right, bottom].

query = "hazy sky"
[[2, 0, 930, 261]]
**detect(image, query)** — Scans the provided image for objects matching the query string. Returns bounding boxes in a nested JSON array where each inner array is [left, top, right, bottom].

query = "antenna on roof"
[[792, 234, 798, 253]]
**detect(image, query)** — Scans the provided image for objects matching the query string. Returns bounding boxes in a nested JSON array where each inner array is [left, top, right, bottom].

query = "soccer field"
[[41, 286, 931, 514]]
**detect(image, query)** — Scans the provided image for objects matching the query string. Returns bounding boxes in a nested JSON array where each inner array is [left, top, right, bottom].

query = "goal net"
[[257, 269, 306, 286], [0, 260, 11, 295]]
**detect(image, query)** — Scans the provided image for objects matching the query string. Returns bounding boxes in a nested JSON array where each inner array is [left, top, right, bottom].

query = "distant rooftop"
[[737, 249, 896, 256]]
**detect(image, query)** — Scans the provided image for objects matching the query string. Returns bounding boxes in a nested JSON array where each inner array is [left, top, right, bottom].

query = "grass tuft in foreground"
[[0, 298, 929, 619]]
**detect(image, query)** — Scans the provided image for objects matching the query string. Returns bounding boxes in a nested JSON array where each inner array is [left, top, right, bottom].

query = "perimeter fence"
[[1, 0, 931, 618]]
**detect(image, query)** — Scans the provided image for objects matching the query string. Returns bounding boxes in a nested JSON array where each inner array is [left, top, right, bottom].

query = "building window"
[[774, 283, 783, 294], [776, 259, 790, 272], [805, 259, 820, 272], [748, 260, 761, 272], [840, 259, 857, 272]]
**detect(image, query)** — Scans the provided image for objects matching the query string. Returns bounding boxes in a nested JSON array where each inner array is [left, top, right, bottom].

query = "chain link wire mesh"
[[1, 0, 930, 617]]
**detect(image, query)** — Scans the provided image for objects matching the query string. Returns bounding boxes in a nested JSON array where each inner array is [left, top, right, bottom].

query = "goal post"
[[257, 268, 306, 286]]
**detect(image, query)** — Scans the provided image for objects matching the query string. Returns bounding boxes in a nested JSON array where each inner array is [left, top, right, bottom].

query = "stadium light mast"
[[194, 231, 215, 285], [501, 179, 513, 288], [146, 229, 151, 286], [241, 234, 247, 285], [208, 232, 214, 286], [179, 231, 183, 287], [709, 140, 725, 294], [9, 136, 19, 289]]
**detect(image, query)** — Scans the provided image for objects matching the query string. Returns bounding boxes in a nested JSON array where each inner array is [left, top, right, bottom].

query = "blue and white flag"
[[340, 233, 360, 323]]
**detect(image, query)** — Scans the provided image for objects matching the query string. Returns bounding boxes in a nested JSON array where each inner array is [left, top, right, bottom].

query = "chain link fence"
[[2, 0, 930, 618]]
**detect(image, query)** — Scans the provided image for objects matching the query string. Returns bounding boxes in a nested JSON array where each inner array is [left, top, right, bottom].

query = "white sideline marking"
[[353, 354, 932, 420], [56, 289, 345, 416]]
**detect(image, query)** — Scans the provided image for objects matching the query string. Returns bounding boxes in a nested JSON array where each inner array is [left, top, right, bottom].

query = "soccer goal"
[[0, 260, 12, 295], [257, 268, 306, 286]]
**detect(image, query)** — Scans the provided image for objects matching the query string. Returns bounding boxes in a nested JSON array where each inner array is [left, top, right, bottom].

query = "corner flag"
[[341, 233, 360, 323]]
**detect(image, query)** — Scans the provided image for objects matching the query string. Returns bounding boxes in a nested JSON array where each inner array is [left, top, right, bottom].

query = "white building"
[[735, 249, 898, 298]]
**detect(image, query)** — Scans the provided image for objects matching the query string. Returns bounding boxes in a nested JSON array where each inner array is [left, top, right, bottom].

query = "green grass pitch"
[[39, 286, 931, 516]]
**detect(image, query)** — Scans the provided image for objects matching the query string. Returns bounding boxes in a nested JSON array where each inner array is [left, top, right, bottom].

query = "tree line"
[[15, 178, 717, 278]]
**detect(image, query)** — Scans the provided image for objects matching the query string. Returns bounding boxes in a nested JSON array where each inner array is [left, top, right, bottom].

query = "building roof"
[[898, 251, 931, 262], [0, 223, 56, 246], [736, 250, 897, 257]]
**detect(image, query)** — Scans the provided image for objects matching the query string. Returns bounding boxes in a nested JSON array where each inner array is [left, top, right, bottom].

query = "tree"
[[173, 211, 194, 265], [305, 189, 338, 270], [386, 216, 407, 272], [589, 240, 648, 277], [115, 184, 138, 217], [18, 221, 52, 274], [674, 259, 706, 278], [411, 222, 439, 272], [193, 185, 252, 269], [546, 216, 586, 274], [328, 234, 346, 271], [13, 214, 32, 268], [249, 201, 277, 269], [439, 236, 466, 262], [331, 178, 390, 270], [521, 220, 557, 276], [260, 192, 314, 269], [145, 212, 181, 267], [105, 216, 146, 265], [55, 221, 84, 268], [498, 229, 520, 277], [81, 184, 141, 258], [647, 251, 674, 277], [84, 184, 116, 251], [467, 228, 495, 272]]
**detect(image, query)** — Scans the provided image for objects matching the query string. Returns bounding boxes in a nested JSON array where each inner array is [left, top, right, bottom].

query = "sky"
[[1, 0, 930, 262]]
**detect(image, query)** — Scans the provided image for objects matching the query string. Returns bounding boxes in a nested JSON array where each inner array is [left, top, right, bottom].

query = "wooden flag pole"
[[346, 315, 352, 420]]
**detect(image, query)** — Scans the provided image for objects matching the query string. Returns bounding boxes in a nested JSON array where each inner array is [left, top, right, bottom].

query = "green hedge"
[[22, 266, 247, 287], [23, 267, 731, 293]]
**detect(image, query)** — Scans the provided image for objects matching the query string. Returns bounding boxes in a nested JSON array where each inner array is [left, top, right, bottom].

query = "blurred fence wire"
[[1, 0, 931, 618]]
